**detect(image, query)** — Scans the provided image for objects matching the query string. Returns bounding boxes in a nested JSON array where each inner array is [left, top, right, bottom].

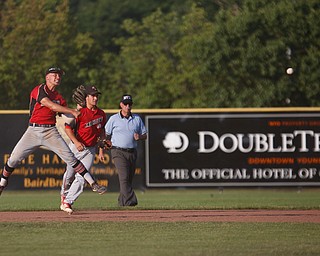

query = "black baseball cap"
[[121, 94, 133, 104], [85, 85, 101, 95], [46, 67, 65, 75]]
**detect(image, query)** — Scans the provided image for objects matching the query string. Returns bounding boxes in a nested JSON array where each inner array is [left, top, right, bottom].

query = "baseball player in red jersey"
[[0, 67, 107, 196], [60, 85, 110, 214]]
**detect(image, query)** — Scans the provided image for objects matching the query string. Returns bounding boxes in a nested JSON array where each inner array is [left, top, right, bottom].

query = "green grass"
[[1, 188, 320, 256], [1, 222, 320, 256], [1, 187, 320, 211]]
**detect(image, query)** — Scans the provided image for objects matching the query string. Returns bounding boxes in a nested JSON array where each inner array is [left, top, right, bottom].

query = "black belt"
[[29, 123, 55, 128], [112, 146, 135, 153]]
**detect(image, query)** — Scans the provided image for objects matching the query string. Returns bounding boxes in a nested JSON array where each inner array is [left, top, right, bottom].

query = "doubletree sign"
[[145, 112, 320, 187]]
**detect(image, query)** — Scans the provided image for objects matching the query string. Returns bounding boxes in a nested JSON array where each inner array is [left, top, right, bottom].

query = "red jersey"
[[66, 107, 106, 147], [29, 83, 67, 124]]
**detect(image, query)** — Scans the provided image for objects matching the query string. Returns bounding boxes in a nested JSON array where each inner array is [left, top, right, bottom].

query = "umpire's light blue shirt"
[[105, 112, 147, 149]]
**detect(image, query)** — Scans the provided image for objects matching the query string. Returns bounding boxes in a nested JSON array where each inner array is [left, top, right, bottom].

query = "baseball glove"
[[72, 85, 87, 108], [97, 137, 112, 150]]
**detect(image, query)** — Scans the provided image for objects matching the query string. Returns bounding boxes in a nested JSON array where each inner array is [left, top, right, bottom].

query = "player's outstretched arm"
[[40, 97, 80, 118]]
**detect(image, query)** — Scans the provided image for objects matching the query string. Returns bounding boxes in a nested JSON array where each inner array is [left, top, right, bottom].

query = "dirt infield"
[[1, 209, 320, 223]]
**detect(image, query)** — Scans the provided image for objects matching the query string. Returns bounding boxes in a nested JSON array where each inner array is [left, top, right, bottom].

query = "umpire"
[[104, 95, 147, 206]]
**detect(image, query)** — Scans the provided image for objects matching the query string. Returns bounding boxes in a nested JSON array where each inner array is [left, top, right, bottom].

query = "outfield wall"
[[1, 108, 320, 191]]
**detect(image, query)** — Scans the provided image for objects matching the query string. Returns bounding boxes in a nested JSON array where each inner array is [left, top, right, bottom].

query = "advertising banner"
[[146, 112, 320, 187], [2, 109, 320, 190], [0, 112, 145, 191]]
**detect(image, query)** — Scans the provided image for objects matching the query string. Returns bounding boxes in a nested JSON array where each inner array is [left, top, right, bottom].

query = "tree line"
[[0, 0, 319, 109]]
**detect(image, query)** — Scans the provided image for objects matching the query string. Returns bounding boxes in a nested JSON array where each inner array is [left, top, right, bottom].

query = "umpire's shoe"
[[91, 183, 107, 195]]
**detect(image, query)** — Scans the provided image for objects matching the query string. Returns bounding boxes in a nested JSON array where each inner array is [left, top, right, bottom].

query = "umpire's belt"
[[112, 146, 135, 153], [29, 123, 55, 128]]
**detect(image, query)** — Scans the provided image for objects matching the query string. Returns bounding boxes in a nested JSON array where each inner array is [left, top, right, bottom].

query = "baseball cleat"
[[91, 183, 107, 195], [0, 179, 8, 196], [60, 201, 73, 215], [0, 185, 5, 196]]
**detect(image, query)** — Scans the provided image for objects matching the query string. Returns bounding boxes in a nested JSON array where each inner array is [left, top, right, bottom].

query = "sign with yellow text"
[[0, 112, 144, 191]]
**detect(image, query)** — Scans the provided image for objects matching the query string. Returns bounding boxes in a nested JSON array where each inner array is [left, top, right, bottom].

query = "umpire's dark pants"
[[111, 148, 138, 206]]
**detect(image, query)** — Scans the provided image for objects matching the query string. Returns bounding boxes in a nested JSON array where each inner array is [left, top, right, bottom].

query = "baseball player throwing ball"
[[0, 67, 107, 198], [60, 85, 111, 214]]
